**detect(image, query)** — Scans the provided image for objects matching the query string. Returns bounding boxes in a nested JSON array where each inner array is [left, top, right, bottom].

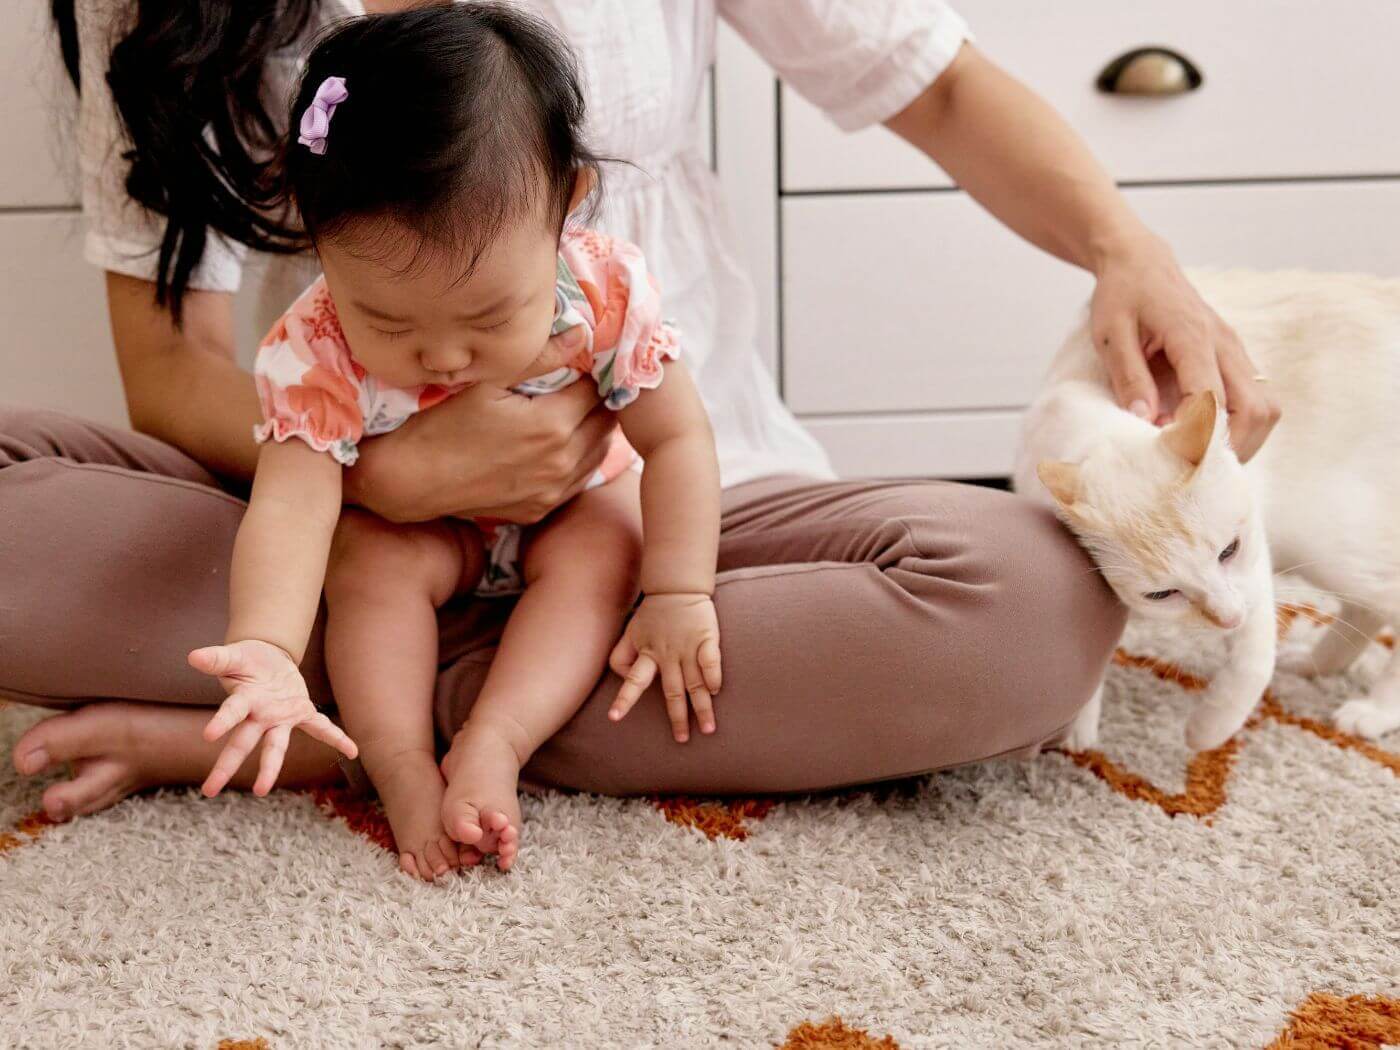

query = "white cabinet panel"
[[0, 0, 79, 207], [0, 213, 123, 425], [782, 0, 1400, 193], [784, 179, 1400, 418]]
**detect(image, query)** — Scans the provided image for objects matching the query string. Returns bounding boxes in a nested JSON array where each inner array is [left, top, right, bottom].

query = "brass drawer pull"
[[1097, 47, 1203, 96]]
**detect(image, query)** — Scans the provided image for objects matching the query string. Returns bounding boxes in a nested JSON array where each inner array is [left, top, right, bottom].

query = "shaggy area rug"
[[2, 594, 1398, 1049]]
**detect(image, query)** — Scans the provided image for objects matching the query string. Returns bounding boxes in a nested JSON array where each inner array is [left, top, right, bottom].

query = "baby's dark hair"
[[283, 3, 601, 276]]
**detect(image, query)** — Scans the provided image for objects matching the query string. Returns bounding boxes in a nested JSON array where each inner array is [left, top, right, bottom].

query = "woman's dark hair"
[[282, 4, 601, 281], [51, 0, 318, 324]]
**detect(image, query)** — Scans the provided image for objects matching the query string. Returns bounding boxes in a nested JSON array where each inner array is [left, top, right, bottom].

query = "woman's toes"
[[40, 757, 137, 821], [13, 743, 51, 776], [482, 810, 508, 832], [400, 852, 423, 880]]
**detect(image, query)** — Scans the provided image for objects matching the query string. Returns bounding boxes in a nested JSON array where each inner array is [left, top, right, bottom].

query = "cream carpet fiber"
[[3, 594, 1398, 1049]]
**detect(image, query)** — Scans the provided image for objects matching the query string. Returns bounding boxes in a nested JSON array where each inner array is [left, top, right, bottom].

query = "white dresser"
[[715, 0, 1400, 479], [5, 2, 1400, 480]]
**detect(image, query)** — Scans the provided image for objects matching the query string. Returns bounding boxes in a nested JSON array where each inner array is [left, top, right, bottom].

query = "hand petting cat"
[[1088, 232, 1282, 462]]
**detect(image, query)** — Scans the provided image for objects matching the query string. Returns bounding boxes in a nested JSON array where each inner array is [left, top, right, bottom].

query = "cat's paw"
[[1057, 687, 1103, 751], [1332, 698, 1400, 740], [1275, 649, 1324, 678], [1061, 719, 1099, 752], [1184, 700, 1250, 752]]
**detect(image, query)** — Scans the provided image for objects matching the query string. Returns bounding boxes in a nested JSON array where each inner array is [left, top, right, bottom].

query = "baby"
[[189, 4, 722, 879]]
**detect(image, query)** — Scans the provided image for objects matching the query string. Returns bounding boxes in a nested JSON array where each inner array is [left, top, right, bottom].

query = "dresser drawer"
[[781, 0, 1400, 193], [782, 179, 1400, 417]]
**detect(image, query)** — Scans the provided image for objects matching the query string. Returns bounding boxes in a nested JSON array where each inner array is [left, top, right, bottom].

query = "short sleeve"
[[561, 231, 681, 412], [717, 0, 970, 131], [251, 279, 366, 465], [74, 0, 247, 291]]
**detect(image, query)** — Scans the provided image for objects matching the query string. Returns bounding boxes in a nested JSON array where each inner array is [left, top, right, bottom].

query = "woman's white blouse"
[[74, 0, 969, 486]]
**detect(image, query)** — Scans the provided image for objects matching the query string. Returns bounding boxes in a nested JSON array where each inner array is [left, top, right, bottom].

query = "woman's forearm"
[[123, 346, 263, 479], [885, 44, 1153, 276], [106, 272, 262, 481]]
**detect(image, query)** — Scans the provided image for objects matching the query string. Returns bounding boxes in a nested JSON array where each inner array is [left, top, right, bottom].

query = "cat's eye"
[[1218, 538, 1240, 562], [1143, 589, 1178, 601]]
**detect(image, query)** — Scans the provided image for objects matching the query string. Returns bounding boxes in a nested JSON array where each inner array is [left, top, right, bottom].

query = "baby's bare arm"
[[615, 362, 720, 597], [187, 440, 356, 797], [227, 440, 345, 660], [609, 366, 724, 740]]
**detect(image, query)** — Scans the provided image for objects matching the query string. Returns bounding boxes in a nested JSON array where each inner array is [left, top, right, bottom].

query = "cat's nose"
[[1201, 606, 1243, 630]]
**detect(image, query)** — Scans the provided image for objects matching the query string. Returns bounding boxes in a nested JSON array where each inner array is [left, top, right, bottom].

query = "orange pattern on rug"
[[216, 1040, 271, 1050], [653, 796, 774, 840], [779, 1017, 898, 1049], [0, 810, 54, 855], [307, 785, 396, 853], [1063, 607, 1400, 818], [1265, 992, 1400, 1049], [1059, 650, 1241, 820]]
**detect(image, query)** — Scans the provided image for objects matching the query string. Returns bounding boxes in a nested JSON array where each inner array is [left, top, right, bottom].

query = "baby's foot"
[[439, 724, 524, 871], [363, 747, 461, 882]]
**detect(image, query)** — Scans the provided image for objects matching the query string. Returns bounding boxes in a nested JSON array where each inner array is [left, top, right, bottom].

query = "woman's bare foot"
[[12, 700, 343, 821], [359, 746, 462, 882], [439, 723, 523, 871]]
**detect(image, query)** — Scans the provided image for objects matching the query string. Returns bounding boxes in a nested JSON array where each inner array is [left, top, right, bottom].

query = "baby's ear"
[[1037, 460, 1083, 509], [1160, 390, 1220, 468], [567, 165, 599, 215]]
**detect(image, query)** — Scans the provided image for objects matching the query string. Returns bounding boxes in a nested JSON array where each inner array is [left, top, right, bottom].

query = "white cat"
[[1016, 269, 1400, 750]]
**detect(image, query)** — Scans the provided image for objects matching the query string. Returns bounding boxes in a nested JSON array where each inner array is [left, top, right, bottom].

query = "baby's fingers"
[[298, 712, 359, 760], [683, 657, 716, 735], [609, 653, 656, 722], [203, 693, 250, 743], [660, 661, 690, 743], [253, 724, 292, 796], [608, 633, 639, 678], [201, 720, 264, 798], [188, 644, 244, 680], [698, 636, 722, 694]]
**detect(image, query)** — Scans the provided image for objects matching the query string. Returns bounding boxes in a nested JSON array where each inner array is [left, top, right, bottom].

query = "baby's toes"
[[399, 851, 430, 882], [458, 845, 484, 868], [495, 823, 520, 872], [423, 838, 456, 878], [442, 798, 484, 846]]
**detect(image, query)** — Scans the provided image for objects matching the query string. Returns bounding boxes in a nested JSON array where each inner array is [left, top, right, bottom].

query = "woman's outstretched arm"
[[884, 44, 1281, 462]]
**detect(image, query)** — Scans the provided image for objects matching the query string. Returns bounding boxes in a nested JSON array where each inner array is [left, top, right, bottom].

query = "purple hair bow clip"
[[298, 76, 348, 155]]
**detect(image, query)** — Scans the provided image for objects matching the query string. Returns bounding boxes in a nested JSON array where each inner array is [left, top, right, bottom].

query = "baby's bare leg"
[[441, 473, 642, 869], [325, 510, 483, 882]]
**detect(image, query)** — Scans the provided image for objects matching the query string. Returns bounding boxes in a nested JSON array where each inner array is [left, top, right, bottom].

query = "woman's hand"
[[188, 639, 358, 797], [608, 594, 723, 743], [346, 327, 617, 524], [1089, 233, 1281, 461]]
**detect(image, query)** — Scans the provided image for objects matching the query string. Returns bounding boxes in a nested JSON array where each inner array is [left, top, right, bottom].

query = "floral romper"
[[252, 227, 681, 595]]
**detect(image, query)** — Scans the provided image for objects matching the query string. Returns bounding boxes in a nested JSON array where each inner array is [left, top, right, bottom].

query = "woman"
[[3, 0, 1277, 823]]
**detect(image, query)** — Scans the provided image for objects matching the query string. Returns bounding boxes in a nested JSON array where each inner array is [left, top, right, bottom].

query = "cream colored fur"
[[1017, 269, 1400, 747]]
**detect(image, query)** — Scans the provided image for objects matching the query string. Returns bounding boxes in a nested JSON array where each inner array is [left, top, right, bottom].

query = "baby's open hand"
[[188, 639, 358, 797], [608, 594, 722, 742]]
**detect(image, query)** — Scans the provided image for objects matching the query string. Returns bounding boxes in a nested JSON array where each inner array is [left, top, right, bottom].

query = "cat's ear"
[[1037, 460, 1083, 508], [1160, 390, 1219, 468]]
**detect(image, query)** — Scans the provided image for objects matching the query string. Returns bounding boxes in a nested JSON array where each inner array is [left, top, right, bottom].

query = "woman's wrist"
[[1085, 219, 1169, 279]]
